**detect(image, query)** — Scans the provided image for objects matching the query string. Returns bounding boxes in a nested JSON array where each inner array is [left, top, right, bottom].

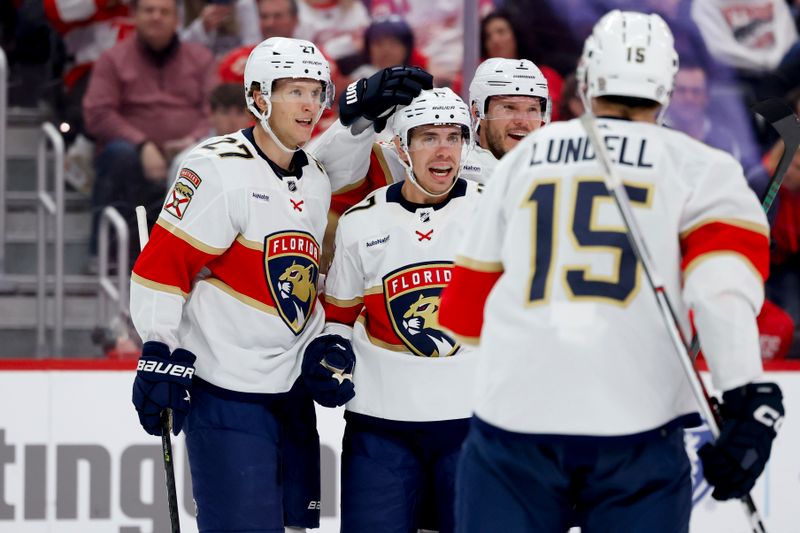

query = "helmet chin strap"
[[248, 99, 323, 154], [398, 145, 464, 199]]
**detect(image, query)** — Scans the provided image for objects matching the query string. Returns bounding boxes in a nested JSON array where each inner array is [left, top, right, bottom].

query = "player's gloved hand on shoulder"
[[132, 341, 196, 436], [339, 66, 434, 133], [302, 334, 356, 408], [699, 382, 784, 500]]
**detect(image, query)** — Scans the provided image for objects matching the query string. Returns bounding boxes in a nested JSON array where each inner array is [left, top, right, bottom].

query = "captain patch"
[[179, 168, 202, 188]]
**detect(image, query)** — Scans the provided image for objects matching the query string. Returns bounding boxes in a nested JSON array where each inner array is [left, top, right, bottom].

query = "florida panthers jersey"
[[309, 120, 497, 212], [439, 117, 769, 437], [323, 179, 482, 422], [130, 128, 330, 394]]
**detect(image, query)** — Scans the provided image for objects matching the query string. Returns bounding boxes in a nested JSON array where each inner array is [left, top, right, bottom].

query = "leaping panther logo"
[[264, 231, 320, 335], [401, 294, 457, 357], [384, 262, 459, 357]]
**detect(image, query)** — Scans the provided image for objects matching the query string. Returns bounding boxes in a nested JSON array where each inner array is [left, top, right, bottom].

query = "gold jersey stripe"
[[131, 272, 188, 299]]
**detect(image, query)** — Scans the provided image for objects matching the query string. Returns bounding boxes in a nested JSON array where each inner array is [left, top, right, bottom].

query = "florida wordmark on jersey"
[[324, 179, 482, 422], [130, 128, 331, 394], [439, 117, 769, 437]]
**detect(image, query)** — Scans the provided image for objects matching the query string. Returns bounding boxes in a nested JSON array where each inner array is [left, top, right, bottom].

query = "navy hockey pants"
[[183, 377, 321, 532], [455, 417, 691, 533], [340, 414, 470, 533]]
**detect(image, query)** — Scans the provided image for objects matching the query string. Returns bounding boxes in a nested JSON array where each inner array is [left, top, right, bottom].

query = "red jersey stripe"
[[206, 238, 277, 309], [323, 295, 363, 326], [680, 221, 770, 281], [331, 145, 394, 215], [132, 222, 220, 294], [439, 265, 503, 339], [362, 292, 405, 346]]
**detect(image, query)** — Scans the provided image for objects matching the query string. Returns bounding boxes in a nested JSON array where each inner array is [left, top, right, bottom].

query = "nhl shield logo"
[[684, 423, 714, 506], [264, 231, 320, 335], [383, 262, 459, 357]]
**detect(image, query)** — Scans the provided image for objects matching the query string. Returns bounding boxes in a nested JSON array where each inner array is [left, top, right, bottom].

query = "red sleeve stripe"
[[330, 144, 394, 215], [323, 295, 363, 326], [439, 265, 503, 339], [680, 221, 770, 281], [132, 222, 220, 294], [205, 239, 278, 309]]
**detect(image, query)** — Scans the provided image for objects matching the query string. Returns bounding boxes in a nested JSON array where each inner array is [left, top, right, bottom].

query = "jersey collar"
[[386, 178, 468, 213], [242, 126, 309, 179]]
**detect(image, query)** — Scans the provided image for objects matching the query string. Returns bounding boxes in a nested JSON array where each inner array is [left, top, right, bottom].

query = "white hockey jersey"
[[439, 117, 770, 437], [323, 179, 482, 422], [130, 128, 330, 394]]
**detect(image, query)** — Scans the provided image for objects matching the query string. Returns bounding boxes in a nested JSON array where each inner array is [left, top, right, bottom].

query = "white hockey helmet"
[[469, 58, 551, 125], [244, 37, 334, 152], [578, 10, 678, 112], [391, 87, 473, 198]]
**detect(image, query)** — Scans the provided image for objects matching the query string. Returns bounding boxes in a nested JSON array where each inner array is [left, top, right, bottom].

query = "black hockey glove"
[[302, 334, 356, 408], [339, 65, 434, 133], [698, 382, 784, 500], [132, 341, 196, 436]]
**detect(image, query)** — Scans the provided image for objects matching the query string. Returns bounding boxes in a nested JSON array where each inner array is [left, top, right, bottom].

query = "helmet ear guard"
[[390, 88, 474, 198], [243, 37, 334, 153]]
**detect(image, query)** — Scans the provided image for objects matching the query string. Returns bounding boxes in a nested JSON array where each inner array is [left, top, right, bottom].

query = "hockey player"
[[465, 57, 550, 183], [439, 10, 784, 533], [310, 57, 549, 213], [129, 37, 334, 532], [302, 88, 482, 533]]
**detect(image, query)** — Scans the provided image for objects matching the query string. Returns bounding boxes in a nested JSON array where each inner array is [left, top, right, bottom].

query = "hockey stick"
[[688, 98, 800, 357], [135, 205, 181, 533], [578, 113, 768, 533]]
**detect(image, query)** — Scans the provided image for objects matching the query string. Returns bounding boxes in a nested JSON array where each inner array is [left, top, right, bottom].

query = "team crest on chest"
[[383, 262, 459, 357], [263, 231, 320, 335]]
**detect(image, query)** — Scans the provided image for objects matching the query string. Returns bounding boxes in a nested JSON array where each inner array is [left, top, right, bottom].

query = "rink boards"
[[0, 360, 797, 533]]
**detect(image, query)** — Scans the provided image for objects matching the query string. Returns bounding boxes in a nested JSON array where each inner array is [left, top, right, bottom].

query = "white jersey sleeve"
[[131, 150, 240, 351], [308, 119, 377, 194], [679, 152, 769, 392]]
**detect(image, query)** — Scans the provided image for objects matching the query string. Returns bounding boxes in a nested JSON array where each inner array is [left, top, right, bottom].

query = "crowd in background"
[[3, 0, 800, 357]]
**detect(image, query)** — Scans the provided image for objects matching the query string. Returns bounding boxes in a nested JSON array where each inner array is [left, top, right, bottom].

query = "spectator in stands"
[[479, 10, 563, 122], [83, 0, 214, 268], [348, 15, 426, 80], [179, 0, 261, 58], [43, 0, 134, 144], [168, 82, 253, 177], [215, 0, 299, 84], [294, 0, 369, 65], [666, 63, 746, 158], [666, 61, 771, 196], [557, 72, 583, 121], [764, 87, 800, 357]]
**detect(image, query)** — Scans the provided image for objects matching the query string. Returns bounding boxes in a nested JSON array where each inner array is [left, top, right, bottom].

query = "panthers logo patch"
[[684, 423, 714, 506], [264, 231, 320, 335], [383, 262, 459, 357]]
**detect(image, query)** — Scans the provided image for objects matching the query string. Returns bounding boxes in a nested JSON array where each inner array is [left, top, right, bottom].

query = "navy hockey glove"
[[339, 66, 433, 132], [132, 341, 196, 436], [302, 334, 356, 408], [698, 382, 784, 500]]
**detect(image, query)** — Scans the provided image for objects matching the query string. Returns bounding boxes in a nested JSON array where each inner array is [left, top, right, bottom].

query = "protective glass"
[[407, 126, 469, 152], [484, 99, 543, 122]]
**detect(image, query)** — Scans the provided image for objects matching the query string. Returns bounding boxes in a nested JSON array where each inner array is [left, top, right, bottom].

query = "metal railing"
[[0, 47, 8, 289], [36, 122, 65, 357], [97, 206, 130, 325]]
